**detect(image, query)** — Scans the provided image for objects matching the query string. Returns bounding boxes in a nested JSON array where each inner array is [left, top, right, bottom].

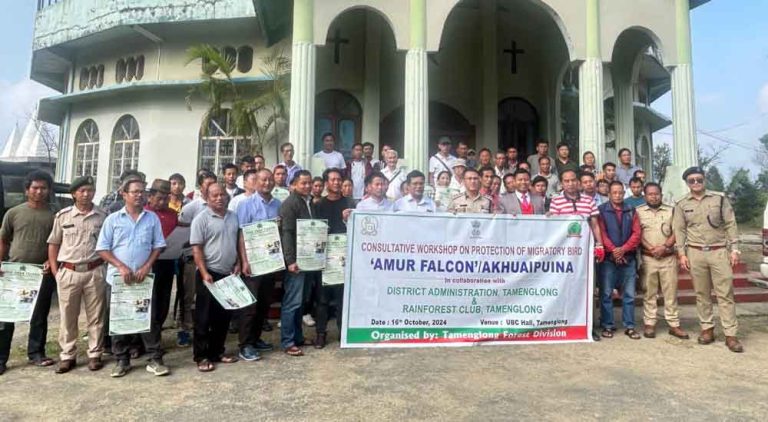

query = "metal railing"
[[37, 0, 64, 11]]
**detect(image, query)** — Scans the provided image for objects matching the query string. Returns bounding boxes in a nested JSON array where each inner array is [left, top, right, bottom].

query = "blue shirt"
[[236, 192, 282, 226], [96, 207, 167, 284]]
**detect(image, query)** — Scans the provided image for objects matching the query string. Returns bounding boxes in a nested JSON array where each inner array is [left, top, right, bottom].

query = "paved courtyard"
[[1, 304, 767, 421]]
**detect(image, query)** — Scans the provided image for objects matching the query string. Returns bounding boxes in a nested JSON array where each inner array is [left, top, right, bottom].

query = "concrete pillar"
[[480, 0, 498, 147], [362, 14, 382, 149], [578, 0, 605, 166], [663, 0, 699, 201], [670, 0, 698, 169], [403, 0, 428, 172], [613, 75, 635, 159], [288, 0, 316, 170]]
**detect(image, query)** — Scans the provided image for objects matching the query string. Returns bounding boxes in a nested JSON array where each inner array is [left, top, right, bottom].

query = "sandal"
[[625, 329, 641, 340], [197, 359, 215, 372], [285, 346, 304, 357], [29, 356, 55, 367], [218, 354, 239, 364], [601, 329, 614, 338]]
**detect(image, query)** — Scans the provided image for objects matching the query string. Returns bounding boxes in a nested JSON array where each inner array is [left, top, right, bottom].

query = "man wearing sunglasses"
[[672, 166, 742, 353]]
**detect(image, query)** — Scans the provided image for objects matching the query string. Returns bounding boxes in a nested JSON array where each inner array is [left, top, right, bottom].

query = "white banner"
[[341, 212, 594, 348]]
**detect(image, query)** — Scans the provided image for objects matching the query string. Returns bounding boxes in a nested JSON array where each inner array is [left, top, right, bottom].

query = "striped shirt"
[[549, 192, 599, 217]]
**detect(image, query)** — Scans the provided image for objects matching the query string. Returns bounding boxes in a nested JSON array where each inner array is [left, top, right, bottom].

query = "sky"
[[0, 1, 767, 179]]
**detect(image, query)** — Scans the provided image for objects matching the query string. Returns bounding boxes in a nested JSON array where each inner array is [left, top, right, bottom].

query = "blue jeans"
[[280, 271, 306, 349], [599, 258, 637, 329]]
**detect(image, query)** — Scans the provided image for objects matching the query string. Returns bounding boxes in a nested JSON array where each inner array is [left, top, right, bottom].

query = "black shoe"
[[253, 340, 274, 351], [591, 329, 601, 342], [0, 362, 6, 375], [262, 321, 273, 332]]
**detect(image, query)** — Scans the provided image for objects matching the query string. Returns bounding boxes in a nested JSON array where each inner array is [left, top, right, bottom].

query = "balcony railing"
[[37, 0, 63, 11]]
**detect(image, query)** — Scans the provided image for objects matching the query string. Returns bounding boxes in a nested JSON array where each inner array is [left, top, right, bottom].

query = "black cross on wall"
[[327, 29, 350, 65], [503, 40, 525, 74]]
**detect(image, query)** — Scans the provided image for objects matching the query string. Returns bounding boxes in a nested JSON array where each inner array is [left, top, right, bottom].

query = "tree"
[[706, 165, 725, 192], [652, 143, 671, 183], [185, 45, 290, 157], [727, 168, 765, 224]]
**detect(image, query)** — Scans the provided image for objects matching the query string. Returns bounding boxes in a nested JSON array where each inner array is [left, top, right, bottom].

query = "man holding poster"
[[190, 183, 241, 372], [278, 170, 316, 356], [96, 178, 167, 378], [236, 168, 282, 361], [0, 171, 56, 375], [314, 168, 355, 348]]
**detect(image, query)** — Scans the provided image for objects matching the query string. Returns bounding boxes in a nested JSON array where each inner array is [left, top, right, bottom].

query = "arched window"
[[74, 120, 100, 184], [79, 68, 89, 91], [198, 110, 249, 173], [237, 46, 253, 73], [111, 115, 141, 189], [136, 55, 145, 80], [115, 58, 126, 83], [126, 57, 137, 82], [314, 90, 362, 159], [222, 46, 237, 69], [96, 65, 104, 88], [88, 66, 98, 89]]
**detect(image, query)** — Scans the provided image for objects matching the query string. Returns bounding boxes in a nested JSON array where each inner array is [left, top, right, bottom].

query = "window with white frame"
[[111, 115, 141, 189], [198, 110, 248, 174], [74, 119, 100, 183]]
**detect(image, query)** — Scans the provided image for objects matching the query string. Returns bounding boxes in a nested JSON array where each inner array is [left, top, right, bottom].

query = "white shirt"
[[226, 186, 240, 198], [235, 175, 245, 190], [228, 191, 253, 212], [381, 166, 407, 201], [429, 154, 457, 184], [356, 196, 394, 212], [349, 160, 366, 199], [313, 150, 346, 170], [449, 177, 466, 193], [515, 191, 530, 203], [394, 194, 436, 213]]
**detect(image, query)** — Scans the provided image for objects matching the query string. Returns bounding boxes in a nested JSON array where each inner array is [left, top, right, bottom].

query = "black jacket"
[[279, 192, 315, 266]]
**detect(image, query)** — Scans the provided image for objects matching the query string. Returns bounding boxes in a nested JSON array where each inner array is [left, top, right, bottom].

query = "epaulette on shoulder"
[[55, 206, 73, 217]]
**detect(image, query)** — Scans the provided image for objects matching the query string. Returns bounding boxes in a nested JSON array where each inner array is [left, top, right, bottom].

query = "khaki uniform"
[[637, 204, 680, 327], [47, 205, 107, 361], [672, 191, 739, 336], [447, 192, 492, 214]]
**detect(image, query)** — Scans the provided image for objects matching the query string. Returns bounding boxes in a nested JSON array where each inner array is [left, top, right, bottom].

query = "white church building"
[[31, 0, 707, 197]]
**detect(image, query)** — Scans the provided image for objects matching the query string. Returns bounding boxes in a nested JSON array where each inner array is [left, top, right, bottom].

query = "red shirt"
[[145, 205, 178, 239]]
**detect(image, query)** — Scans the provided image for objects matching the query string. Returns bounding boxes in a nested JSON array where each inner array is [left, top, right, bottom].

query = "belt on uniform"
[[641, 250, 674, 258], [687, 245, 725, 252], [60, 259, 104, 272]]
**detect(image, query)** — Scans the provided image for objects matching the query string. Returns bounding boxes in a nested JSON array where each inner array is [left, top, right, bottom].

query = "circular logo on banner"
[[567, 222, 582, 238]]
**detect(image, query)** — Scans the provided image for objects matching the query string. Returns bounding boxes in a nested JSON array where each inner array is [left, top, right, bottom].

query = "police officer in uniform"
[[637, 182, 688, 340], [48, 176, 108, 373], [673, 166, 743, 352], [448, 168, 491, 214]]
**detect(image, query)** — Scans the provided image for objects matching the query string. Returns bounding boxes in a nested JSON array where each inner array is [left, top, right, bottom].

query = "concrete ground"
[[1, 303, 767, 421]]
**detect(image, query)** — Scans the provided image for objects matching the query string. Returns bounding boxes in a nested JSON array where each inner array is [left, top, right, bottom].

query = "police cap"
[[70, 176, 95, 193], [682, 166, 705, 181]]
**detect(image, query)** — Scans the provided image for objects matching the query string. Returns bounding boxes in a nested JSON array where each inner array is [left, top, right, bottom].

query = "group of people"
[[0, 135, 745, 378]]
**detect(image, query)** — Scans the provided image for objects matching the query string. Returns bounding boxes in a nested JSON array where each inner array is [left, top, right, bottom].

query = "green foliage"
[[705, 166, 725, 192], [652, 143, 671, 183], [727, 168, 766, 224], [185, 44, 290, 156]]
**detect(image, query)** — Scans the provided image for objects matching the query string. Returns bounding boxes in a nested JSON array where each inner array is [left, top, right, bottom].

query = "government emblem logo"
[[360, 216, 378, 236], [470, 220, 482, 239]]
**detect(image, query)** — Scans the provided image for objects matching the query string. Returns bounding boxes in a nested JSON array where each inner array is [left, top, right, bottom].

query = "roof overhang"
[[38, 76, 272, 125], [638, 54, 672, 103], [633, 102, 672, 132], [690, 0, 711, 9], [253, 0, 292, 46]]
